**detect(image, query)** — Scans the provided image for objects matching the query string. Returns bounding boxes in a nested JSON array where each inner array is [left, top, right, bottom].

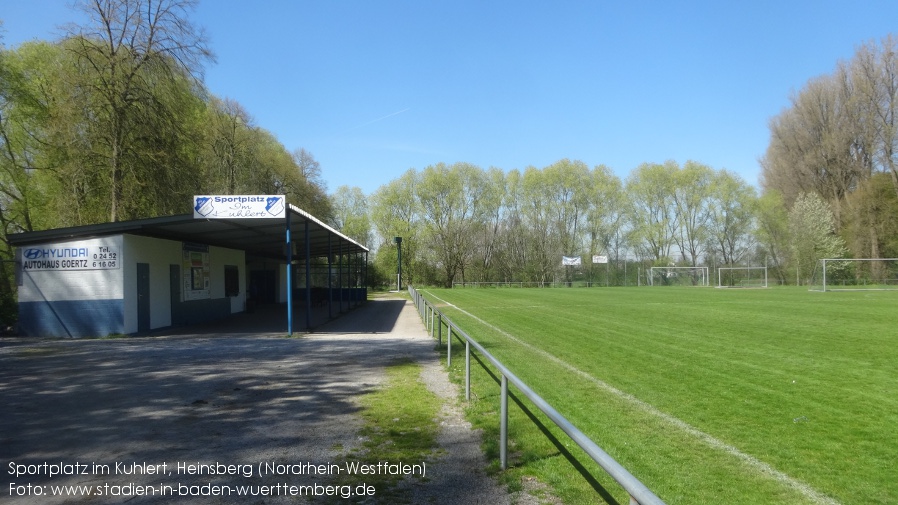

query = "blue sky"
[[3, 1, 898, 195]]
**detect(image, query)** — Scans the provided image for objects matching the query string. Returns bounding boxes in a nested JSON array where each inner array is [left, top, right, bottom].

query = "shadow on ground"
[[0, 297, 433, 504]]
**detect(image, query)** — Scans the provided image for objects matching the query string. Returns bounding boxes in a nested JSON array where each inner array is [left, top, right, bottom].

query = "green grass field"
[[418, 286, 897, 505]]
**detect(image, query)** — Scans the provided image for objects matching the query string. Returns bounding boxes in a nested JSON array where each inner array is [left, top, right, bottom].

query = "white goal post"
[[648, 266, 709, 286], [717, 266, 768, 288], [809, 258, 898, 292]]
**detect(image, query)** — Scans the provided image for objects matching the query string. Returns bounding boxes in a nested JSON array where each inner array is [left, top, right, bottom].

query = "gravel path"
[[0, 295, 529, 504]]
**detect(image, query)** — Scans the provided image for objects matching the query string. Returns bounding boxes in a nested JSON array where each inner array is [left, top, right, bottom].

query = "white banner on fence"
[[592, 255, 608, 264], [562, 256, 582, 266]]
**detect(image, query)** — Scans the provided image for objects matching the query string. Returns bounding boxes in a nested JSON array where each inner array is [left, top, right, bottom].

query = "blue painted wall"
[[19, 300, 124, 338]]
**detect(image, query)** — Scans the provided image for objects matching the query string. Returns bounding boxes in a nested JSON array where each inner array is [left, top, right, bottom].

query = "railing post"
[[465, 339, 471, 401], [437, 314, 442, 345], [500, 374, 508, 470], [446, 324, 452, 368]]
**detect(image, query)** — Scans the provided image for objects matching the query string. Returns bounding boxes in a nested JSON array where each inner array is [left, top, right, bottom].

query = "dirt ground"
[[0, 296, 520, 504]]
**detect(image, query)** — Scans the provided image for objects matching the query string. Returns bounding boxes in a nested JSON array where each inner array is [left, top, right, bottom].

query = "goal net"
[[648, 266, 709, 286], [809, 258, 898, 291], [717, 266, 768, 288]]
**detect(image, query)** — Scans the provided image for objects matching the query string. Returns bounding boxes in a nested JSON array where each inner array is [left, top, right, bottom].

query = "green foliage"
[[370, 169, 424, 285], [416, 162, 498, 287], [707, 169, 757, 265], [0, 4, 332, 228], [331, 185, 372, 247], [625, 161, 679, 261], [843, 173, 898, 259], [788, 192, 847, 284], [369, 159, 772, 288], [755, 190, 791, 283]]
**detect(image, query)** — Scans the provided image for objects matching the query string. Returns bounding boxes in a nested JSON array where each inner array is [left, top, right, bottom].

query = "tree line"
[[357, 157, 857, 289], [361, 160, 775, 288]]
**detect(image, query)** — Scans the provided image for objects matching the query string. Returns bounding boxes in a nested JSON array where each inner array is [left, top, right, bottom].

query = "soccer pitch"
[[420, 286, 896, 505]]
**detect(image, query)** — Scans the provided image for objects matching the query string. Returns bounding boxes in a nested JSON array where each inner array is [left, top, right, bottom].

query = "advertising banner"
[[193, 195, 285, 219], [20, 242, 120, 271]]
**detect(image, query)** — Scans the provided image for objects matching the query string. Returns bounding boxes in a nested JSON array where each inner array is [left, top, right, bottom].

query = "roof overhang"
[[7, 204, 368, 261]]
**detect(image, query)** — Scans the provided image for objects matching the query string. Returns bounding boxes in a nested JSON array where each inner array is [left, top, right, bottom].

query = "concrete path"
[[0, 295, 525, 504]]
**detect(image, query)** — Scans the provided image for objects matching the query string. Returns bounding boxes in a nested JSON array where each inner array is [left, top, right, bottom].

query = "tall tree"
[[583, 164, 625, 283], [331, 185, 371, 247], [761, 69, 863, 221], [625, 161, 678, 262], [494, 168, 529, 282], [416, 162, 491, 287], [292, 147, 324, 190], [672, 161, 713, 266], [544, 159, 590, 256], [204, 97, 255, 194], [371, 169, 421, 285], [468, 167, 506, 282], [706, 169, 757, 266], [754, 190, 791, 284], [520, 166, 558, 282], [287, 147, 331, 218], [0, 41, 62, 234], [65, 0, 213, 221], [851, 35, 898, 197]]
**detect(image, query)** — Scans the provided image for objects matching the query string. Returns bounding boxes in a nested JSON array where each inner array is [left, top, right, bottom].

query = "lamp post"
[[394, 236, 402, 291]]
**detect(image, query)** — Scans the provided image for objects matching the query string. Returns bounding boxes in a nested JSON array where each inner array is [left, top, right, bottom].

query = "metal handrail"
[[409, 286, 666, 505]]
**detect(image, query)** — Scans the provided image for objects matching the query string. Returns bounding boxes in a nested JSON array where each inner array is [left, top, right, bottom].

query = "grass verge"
[[330, 358, 443, 504]]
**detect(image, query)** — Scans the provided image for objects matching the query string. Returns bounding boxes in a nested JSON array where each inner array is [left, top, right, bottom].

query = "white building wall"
[[122, 234, 181, 333]]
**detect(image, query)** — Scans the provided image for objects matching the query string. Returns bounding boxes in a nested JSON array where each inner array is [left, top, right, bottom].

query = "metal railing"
[[409, 286, 666, 505]]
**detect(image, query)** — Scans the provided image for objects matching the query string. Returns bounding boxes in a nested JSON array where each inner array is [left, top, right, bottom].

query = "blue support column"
[[305, 219, 312, 330], [285, 211, 293, 336], [338, 243, 344, 312], [327, 234, 333, 320]]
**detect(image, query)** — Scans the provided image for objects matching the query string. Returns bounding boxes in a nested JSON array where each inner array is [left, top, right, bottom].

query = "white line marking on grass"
[[423, 290, 841, 505]]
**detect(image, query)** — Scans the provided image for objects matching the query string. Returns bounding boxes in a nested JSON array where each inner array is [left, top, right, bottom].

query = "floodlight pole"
[[394, 237, 403, 291]]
